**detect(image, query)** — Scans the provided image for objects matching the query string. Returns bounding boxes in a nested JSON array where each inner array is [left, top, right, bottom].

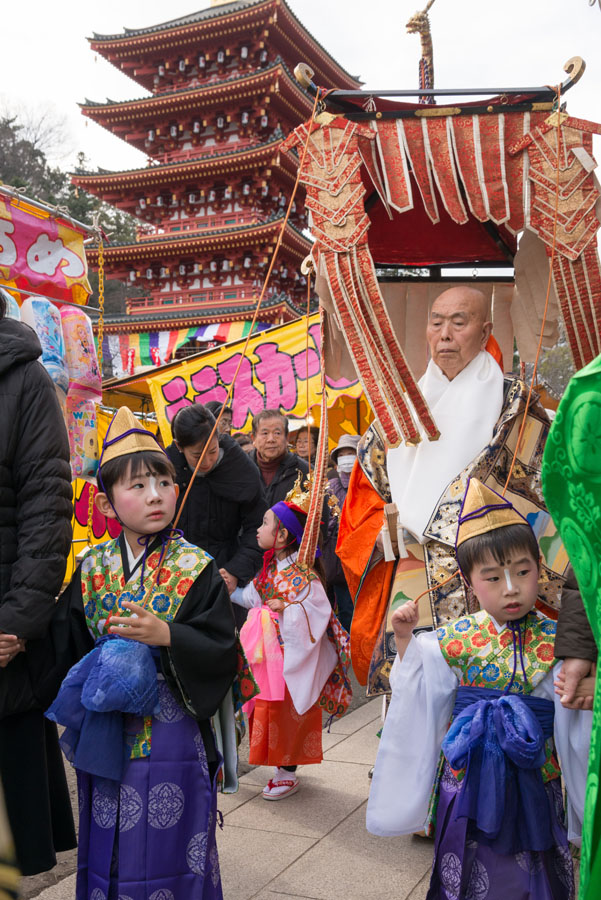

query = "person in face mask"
[[322, 434, 361, 632]]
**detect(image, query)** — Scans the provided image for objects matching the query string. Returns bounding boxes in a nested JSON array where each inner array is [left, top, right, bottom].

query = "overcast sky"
[[2, 0, 599, 173]]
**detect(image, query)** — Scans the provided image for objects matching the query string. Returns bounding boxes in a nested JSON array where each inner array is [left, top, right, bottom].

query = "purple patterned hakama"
[[427, 761, 574, 900], [76, 680, 222, 900]]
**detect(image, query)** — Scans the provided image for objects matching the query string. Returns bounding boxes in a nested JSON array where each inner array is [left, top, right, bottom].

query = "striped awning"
[[102, 320, 271, 376]]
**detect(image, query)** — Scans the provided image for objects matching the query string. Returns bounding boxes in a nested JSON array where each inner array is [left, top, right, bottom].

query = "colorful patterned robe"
[[367, 609, 591, 900], [58, 533, 238, 900], [339, 376, 569, 693], [234, 552, 339, 765]]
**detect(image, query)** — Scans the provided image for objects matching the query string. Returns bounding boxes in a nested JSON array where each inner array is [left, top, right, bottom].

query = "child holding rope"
[[230, 479, 349, 800], [367, 478, 591, 900], [47, 407, 237, 900]]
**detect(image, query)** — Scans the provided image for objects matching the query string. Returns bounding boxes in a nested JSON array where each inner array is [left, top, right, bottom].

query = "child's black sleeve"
[[161, 559, 237, 721]]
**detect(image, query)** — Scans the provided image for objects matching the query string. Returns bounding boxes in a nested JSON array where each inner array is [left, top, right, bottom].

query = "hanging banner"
[[147, 313, 362, 442], [0, 191, 91, 305]]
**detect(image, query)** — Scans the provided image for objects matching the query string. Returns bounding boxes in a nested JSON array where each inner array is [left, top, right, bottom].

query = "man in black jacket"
[[167, 410, 265, 586], [0, 293, 76, 875], [250, 409, 309, 507]]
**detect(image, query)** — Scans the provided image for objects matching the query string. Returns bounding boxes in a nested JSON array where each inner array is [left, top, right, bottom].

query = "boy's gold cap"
[[101, 407, 162, 466], [456, 478, 527, 547]]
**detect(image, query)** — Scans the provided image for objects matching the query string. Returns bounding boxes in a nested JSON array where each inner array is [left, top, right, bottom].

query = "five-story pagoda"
[[74, 0, 360, 372]]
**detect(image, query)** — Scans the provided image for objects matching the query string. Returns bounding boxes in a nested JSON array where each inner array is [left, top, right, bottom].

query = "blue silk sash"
[[46, 635, 159, 781], [441, 686, 555, 854]]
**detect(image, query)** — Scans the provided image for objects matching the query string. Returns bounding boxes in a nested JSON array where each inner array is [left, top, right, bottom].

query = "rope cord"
[[283, 594, 316, 643], [408, 85, 565, 608], [411, 571, 457, 607], [86, 482, 96, 548], [304, 266, 313, 476], [137, 86, 325, 599], [501, 82, 563, 496]]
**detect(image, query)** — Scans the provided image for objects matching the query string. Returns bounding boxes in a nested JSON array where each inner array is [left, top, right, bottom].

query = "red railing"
[[125, 286, 277, 314], [135, 212, 258, 241]]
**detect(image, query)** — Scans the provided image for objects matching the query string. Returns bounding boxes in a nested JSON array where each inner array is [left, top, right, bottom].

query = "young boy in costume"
[[367, 478, 591, 899], [230, 480, 350, 800], [48, 407, 237, 900]]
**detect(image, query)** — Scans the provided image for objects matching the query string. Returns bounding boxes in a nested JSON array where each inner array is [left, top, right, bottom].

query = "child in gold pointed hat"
[[366, 477, 592, 899], [47, 406, 237, 898], [229, 474, 351, 801]]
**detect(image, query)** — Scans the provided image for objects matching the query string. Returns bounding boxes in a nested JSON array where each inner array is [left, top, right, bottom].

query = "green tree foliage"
[[0, 117, 137, 243], [0, 115, 65, 201], [0, 117, 138, 313]]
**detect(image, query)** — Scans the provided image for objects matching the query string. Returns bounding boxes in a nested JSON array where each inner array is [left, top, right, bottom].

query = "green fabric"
[[541, 354, 601, 900], [139, 331, 150, 365]]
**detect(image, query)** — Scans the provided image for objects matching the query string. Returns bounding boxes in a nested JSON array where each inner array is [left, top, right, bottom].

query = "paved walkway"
[[31, 700, 433, 900]]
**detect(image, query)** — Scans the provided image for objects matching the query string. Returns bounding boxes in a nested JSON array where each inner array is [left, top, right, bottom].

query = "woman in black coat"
[[0, 292, 76, 874], [166, 405, 266, 624]]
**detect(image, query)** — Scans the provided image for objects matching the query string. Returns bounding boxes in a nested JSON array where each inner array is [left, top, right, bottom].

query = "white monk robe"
[[366, 625, 591, 845], [387, 350, 504, 542], [232, 553, 337, 714]]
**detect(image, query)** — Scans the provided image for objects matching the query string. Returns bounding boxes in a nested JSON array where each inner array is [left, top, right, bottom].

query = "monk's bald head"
[[426, 287, 493, 380]]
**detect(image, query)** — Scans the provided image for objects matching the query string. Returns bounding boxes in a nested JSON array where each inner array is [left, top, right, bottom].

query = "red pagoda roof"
[[72, 137, 297, 193], [86, 218, 311, 266], [81, 61, 311, 132], [89, 0, 361, 92]]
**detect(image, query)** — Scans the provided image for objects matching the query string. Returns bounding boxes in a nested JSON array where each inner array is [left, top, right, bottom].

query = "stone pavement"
[[31, 699, 434, 900]]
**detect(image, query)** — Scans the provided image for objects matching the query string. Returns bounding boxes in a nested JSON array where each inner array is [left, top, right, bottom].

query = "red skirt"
[[248, 688, 323, 766]]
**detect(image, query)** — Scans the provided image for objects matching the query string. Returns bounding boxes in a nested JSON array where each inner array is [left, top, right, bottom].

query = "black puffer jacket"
[[250, 449, 310, 508], [0, 317, 73, 715], [166, 434, 266, 585]]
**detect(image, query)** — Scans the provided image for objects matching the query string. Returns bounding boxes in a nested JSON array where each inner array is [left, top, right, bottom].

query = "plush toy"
[[20, 295, 69, 396], [60, 305, 102, 400], [67, 396, 99, 480]]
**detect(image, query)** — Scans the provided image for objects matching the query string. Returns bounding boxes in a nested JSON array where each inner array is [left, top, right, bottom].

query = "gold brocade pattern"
[[365, 377, 568, 696]]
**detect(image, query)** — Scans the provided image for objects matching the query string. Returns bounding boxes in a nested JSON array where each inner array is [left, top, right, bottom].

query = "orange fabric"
[[336, 463, 395, 685], [248, 688, 323, 766], [485, 335, 504, 373]]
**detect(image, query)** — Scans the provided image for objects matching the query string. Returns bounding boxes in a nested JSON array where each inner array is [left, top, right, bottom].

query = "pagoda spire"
[[78, 0, 361, 372]]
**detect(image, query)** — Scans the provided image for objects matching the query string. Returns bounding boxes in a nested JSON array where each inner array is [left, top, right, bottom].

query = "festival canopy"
[[279, 60, 601, 447]]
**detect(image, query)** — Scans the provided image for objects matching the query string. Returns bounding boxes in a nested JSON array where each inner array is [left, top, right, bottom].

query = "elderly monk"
[[337, 285, 561, 694]]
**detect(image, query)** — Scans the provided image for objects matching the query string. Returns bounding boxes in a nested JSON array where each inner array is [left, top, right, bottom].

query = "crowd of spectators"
[[177, 404, 361, 630]]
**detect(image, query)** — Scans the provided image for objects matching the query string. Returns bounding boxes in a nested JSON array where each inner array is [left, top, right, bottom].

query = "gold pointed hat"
[[100, 407, 162, 466], [456, 478, 528, 547]]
